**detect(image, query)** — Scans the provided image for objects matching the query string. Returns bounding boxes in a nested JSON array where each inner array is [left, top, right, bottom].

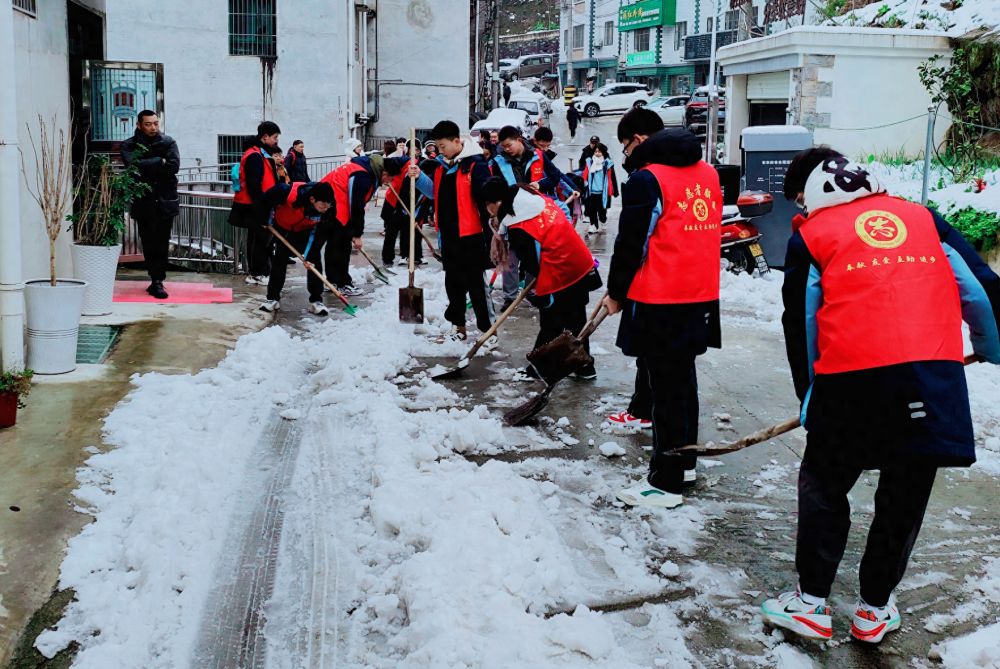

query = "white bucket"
[[72, 243, 122, 316], [24, 279, 88, 375]]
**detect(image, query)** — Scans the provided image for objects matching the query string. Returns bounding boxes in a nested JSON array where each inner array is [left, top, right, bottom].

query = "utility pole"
[[492, 0, 501, 110], [564, 2, 574, 95], [706, 0, 720, 164], [0, 1, 25, 372]]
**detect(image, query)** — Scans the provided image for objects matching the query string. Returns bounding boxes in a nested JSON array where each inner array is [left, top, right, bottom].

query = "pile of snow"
[[867, 162, 1000, 218], [719, 267, 785, 333], [825, 0, 1000, 36], [934, 621, 1000, 668]]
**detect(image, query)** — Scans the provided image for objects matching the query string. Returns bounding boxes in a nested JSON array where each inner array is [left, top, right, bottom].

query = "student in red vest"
[[478, 178, 602, 379], [761, 147, 1000, 644], [406, 120, 497, 346], [256, 181, 336, 315], [319, 152, 391, 296], [228, 121, 281, 285], [381, 155, 424, 267], [603, 109, 721, 510]]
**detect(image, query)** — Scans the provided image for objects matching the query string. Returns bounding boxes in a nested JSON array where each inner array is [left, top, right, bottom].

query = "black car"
[[684, 87, 726, 137]]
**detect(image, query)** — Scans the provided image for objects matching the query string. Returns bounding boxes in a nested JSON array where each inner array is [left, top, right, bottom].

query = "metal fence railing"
[[176, 154, 348, 193]]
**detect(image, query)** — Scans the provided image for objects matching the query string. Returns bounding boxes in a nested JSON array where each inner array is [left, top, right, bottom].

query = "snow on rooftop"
[[825, 0, 1000, 37]]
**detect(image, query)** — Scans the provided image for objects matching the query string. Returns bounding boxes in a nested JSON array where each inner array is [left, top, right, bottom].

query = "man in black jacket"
[[604, 109, 722, 509], [228, 121, 281, 285], [284, 140, 309, 182], [578, 135, 599, 171], [120, 110, 180, 299]]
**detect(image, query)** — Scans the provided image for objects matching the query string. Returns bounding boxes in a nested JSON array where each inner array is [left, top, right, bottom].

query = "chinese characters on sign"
[[619, 0, 676, 31], [763, 0, 805, 24]]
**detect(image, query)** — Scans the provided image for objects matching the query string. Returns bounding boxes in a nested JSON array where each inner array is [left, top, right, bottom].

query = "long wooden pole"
[[408, 128, 417, 287]]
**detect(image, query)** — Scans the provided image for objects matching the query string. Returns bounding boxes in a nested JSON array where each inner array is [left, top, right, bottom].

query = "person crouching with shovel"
[[478, 177, 602, 381], [603, 109, 723, 510]]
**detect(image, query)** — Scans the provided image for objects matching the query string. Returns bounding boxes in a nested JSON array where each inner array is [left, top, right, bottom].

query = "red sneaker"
[[608, 412, 652, 429]]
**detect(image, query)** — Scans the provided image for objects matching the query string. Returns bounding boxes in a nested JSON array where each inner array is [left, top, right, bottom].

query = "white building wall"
[[105, 0, 349, 166], [13, 0, 74, 282], [371, 0, 471, 136]]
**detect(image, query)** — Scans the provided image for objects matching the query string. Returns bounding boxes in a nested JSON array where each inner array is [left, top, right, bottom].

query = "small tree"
[[19, 114, 75, 286], [69, 152, 149, 247], [919, 51, 983, 183]]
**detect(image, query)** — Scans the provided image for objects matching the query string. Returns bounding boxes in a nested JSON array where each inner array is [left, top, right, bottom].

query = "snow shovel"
[[504, 302, 610, 426], [358, 248, 392, 284], [387, 183, 443, 263], [675, 354, 984, 456], [431, 278, 537, 380], [267, 226, 360, 317], [399, 128, 424, 324]]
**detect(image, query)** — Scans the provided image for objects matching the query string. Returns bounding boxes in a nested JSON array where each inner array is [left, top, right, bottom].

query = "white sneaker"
[[761, 587, 833, 640], [684, 468, 697, 483], [616, 482, 683, 508], [339, 285, 363, 297], [309, 301, 329, 316], [246, 275, 268, 286], [447, 327, 468, 342], [481, 334, 499, 352], [588, 224, 599, 234], [851, 600, 901, 643], [260, 299, 280, 313]]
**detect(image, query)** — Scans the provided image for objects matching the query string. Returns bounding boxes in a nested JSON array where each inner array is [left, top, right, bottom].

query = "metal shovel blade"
[[371, 266, 391, 285], [504, 384, 555, 426], [526, 330, 594, 386], [399, 286, 424, 323], [429, 356, 469, 380]]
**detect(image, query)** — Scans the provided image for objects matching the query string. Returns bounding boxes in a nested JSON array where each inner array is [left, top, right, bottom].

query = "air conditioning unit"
[[593, 39, 603, 47]]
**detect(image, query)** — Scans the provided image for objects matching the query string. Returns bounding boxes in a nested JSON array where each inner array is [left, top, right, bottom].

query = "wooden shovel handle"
[[267, 225, 350, 307], [388, 182, 439, 255], [460, 278, 538, 362], [577, 305, 608, 342], [589, 289, 608, 324], [358, 247, 383, 272]]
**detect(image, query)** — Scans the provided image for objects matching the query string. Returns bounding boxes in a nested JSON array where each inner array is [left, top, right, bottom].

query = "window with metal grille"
[[572, 24, 585, 49], [229, 0, 276, 57], [12, 0, 37, 16], [604, 21, 614, 47], [673, 21, 687, 50], [634, 27, 650, 52], [218, 135, 256, 171], [724, 10, 739, 30]]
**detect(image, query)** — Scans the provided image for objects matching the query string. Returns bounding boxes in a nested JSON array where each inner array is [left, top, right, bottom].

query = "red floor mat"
[[113, 281, 234, 304]]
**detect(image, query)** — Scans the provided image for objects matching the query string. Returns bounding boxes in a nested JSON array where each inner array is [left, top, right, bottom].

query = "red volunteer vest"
[[384, 160, 413, 209], [797, 194, 963, 374], [529, 149, 546, 183], [272, 183, 320, 232], [627, 162, 722, 304], [509, 198, 594, 296], [433, 164, 482, 237], [233, 146, 277, 205], [321, 162, 369, 226]]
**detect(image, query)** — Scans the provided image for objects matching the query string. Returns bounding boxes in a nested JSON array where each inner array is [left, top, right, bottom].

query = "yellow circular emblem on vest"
[[855, 210, 907, 249], [693, 199, 709, 222]]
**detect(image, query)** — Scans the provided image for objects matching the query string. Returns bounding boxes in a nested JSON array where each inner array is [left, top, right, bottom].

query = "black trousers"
[[536, 300, 589, 356], [645, 355, 699, 493], [266, 226, 324, 303], [137, 216, 174, 282], [322, 223, 355, 288], [382, 216, 422, 265], [245, 224, 272, 278], [627, 357, 653, 420], [796, 456, 938, 606], [585, 194, 607, 228], [444, 265, 492, 333]]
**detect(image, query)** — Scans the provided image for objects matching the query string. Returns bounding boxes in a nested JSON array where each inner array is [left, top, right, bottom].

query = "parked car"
[[646, 95, 691, 126], [574, 83, 654, 117], [504, 53, 557, 81], [471, 108, 533, 138], [487, 58, 517, 75], [685, 85, 726, 136], [508, 96, 548, 125]]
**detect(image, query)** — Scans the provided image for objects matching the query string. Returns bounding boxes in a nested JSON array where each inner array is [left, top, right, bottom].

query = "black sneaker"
[[147, 281, 169, 300], [573, 364, 597, 380], [501, 300, 515, 312]]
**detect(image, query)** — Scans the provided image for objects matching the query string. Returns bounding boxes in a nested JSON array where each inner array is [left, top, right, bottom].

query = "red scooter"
[[721, 191, 773, 275]]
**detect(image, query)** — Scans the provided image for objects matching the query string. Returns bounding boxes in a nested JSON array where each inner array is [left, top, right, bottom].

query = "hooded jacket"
[[320, 155, 382, 238], [782, 158, 1000, 466], [607, 128, 720, 358], [119, 130, 180, 221]]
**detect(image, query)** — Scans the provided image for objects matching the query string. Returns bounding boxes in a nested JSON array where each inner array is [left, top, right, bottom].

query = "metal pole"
[[921, 104, 936, 206], [0, 2, 25, 372], [492, 0, 500, 110], [706, 0, 720, 164], [564, 4, 573, 99]]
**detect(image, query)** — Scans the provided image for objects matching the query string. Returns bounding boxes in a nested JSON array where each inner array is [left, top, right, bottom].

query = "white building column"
[[0, 4, 25, 372]]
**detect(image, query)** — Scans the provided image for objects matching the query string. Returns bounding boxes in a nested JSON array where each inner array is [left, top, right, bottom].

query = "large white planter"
[[24, 279, 88, 375], [72, 243, 122, 316]]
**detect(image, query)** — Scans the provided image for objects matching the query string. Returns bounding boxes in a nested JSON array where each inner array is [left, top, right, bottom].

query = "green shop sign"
[[626, 51, 657, 66], [619, 0, 676, 30]]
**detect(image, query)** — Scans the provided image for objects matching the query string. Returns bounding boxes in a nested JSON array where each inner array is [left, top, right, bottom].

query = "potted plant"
[[69, 151, 148, 315], [19, 114, 88, 374], [0, 369, 34, 428]]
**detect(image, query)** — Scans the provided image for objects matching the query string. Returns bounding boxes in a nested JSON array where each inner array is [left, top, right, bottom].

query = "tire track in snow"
[[191, 401, 306, 669]]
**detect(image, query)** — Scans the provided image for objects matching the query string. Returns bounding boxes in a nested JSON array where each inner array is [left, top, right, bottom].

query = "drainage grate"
[[76, 326, 121, 364]]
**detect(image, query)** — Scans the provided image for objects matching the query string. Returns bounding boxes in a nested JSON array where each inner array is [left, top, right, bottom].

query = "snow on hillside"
[[826, 0, 1000, 36]]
